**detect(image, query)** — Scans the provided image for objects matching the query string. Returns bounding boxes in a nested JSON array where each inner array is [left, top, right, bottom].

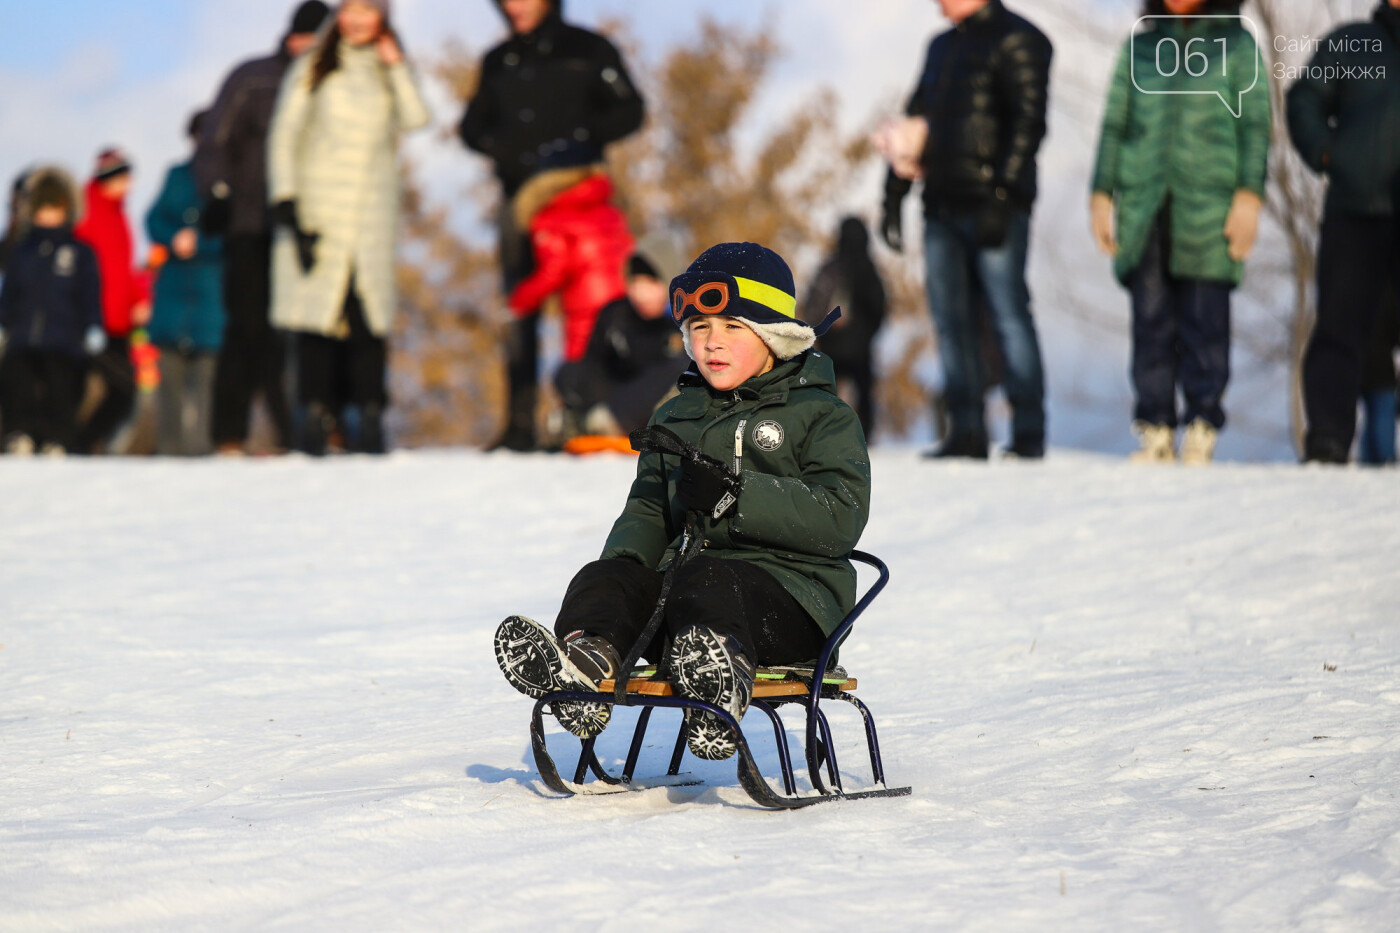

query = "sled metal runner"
[[528, 551, 912, 809]]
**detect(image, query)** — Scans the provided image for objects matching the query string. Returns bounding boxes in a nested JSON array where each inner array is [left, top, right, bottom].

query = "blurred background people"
[[1287, 0, 1400, 464], [458, 0, 645, 452], [0, 167, 103, 455], [146, 112, 226, 457], [196, 0, 330, 456], [1091, 0, 1269, 465], [554, 250, 687, 442], [884, 0, 1052, 460], [267, 0, 430, 455], [74, 147, 152, 454], [507, 163, 634, 441], [800, 216, 887, 438]]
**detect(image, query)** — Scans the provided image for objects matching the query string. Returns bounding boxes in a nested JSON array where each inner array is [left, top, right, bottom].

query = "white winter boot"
[[1180, 419, 1218, 466], [1129, 422, 1175, 463]]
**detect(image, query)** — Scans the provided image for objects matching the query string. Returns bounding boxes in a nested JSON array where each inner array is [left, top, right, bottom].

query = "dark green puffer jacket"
[[601, 350, 871, 637], [1092, 16, 1270, 286], [1287, 3, 1400, 218]]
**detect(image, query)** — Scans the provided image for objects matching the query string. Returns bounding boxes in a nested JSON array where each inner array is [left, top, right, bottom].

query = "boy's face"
[[99, 173, 132, 200], [32, 204, 67, 228], [688, 315, 775, 392], [628, 275, 669, 321]]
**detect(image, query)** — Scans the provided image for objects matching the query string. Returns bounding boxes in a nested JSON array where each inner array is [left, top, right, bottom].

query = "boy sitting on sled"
[[494, 242, 870, 761]]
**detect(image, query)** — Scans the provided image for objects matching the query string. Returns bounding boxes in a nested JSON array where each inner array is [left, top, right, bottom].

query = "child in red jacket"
[[73, 148, 151, 453], [507, 167, 634, 366]]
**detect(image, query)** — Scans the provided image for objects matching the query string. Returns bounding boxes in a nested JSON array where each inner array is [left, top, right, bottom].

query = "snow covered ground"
[[2, 449, 1397, 931]]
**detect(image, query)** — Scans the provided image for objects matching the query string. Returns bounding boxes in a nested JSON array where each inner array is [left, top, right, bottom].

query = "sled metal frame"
[[528, 551, 912, 809]]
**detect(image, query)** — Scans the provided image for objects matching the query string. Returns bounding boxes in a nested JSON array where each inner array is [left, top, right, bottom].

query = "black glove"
[[975, 189, 1012, 249], [880, 198, 904, 253], [273, 199, 320, 274], [678, 453, 741, 520], [199, 194, 231, 236]]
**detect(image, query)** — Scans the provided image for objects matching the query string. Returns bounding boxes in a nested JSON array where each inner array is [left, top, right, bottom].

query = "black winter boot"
[[493, 616, 618, 738], [924, 431, 990, 460], [670, 625, 755, 761], [358, 402, 386, 454], [300, 403, 336, 457]]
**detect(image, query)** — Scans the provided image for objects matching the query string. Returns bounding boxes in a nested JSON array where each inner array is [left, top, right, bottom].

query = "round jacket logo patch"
[[752, 420, 785, 452]]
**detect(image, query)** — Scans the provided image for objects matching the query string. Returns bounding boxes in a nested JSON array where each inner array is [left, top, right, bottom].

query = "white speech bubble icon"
[[1130, 15, 1262, 119]]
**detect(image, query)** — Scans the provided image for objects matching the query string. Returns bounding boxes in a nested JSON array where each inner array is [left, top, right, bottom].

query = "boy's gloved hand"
[[0, 325, 8, 352], [84, 326, 107, 356], [678, 453, 741, 520]]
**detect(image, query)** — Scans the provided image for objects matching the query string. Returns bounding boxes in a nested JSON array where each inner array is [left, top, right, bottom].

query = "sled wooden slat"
[[597, 675, 858, 698]]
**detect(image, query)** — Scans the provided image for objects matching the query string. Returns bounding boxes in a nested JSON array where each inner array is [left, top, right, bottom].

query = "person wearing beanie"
[[193, 0, 331, 454], [73, 147, 151, 454], [553, 247, 688, 441], [267, 0, 429, 455], [0, 166, 104, 455], [800, 217, 888, 438], [494, 241, 869, 763], [460, 0, 645, 452]]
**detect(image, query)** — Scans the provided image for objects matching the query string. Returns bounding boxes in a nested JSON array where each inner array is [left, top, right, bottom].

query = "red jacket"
[[508, 174, 633, 361], [75, 180, 150, 337]]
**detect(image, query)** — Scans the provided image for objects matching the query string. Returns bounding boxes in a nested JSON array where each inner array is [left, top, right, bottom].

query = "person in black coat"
[[1287, 0, 1400, 464], [0, 167, 104, 455], [884, 0, 1051, 460], [554, 252, 686, 437], [800, 217, 887, 438], [459, 0, 645, 451], [194, 0, 330, 454]]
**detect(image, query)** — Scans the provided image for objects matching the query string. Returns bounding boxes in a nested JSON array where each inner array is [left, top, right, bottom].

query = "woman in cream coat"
[[267, 0, 429, 454]]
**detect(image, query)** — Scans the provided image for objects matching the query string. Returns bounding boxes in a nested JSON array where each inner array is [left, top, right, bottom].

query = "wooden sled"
[[529, 551, 912, 809]]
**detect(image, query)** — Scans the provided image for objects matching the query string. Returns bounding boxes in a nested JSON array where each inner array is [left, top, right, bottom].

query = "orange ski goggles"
[[671, 281, 732, 322]]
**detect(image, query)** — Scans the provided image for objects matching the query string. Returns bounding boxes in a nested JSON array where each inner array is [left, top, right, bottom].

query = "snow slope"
[[1, 450, 1397, 931]]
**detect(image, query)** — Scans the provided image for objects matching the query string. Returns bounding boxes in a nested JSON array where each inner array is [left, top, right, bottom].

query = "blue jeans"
[[923, 209, 1045, 441], [1128, 217, 1231, 430]]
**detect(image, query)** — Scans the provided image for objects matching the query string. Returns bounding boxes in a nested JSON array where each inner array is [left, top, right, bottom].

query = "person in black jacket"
[[459, 0, 645, 451], [884, 0, 1051, 459], [554, 251, 686, 437], [0, 167, 104, 455], [801, 217, 887, 438], [194, 0, 330, 454], [1287, 0, 1400, 464]]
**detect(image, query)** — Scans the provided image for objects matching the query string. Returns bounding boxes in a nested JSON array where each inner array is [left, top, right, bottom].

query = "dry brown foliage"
[[391, 15, 929, 447]]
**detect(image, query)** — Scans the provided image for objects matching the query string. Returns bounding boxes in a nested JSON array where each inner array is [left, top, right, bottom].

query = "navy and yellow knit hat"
[[671, 242, 840, 360]]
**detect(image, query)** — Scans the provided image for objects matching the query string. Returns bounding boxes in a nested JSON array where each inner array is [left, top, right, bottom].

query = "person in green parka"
[[1090, 0, 1269, 464], [494, 242, 868, 762]]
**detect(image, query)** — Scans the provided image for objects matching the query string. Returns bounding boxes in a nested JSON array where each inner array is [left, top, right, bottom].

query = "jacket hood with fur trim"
[[14, 165, 83, 235]]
